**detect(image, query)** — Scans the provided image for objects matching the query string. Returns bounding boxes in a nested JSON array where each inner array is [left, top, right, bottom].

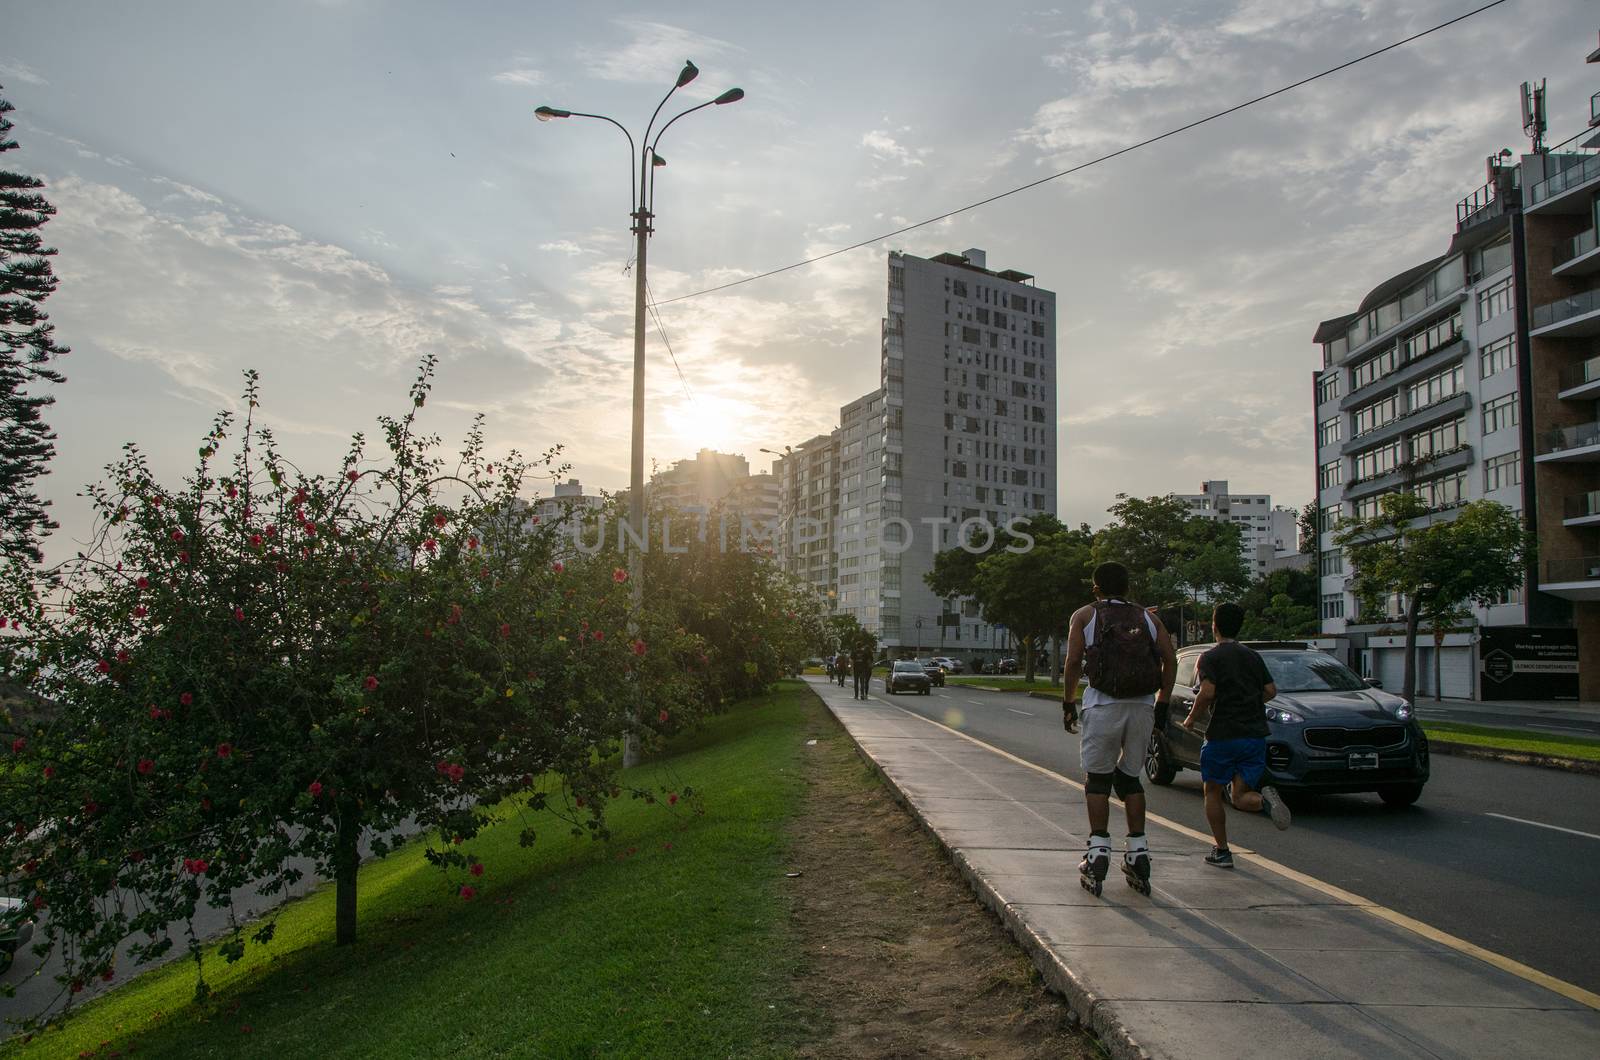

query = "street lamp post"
[[537, 65, 744, 767]]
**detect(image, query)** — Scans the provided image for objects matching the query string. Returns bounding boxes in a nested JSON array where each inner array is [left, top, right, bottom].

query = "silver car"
[[1, 894, 36, 973]]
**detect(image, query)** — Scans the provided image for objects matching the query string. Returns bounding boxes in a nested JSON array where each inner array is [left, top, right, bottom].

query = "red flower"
[[499, 623, 511, 639], [42, 765, 55, 779], [9, 737, 23, 753], [530, 514, 541, 525], [551, 561, 564, 573], [467, 536, 479, 551], [23, 859, 37, 874], [293, 488, 308, 505], [179, 550, 190, 563], [137, 758, 154, 774], [447, 603, 462, 625], [423, 538, 438, 554], [116, 649, 130, 663], [134, 605, 148, 618], [363, 674, 379, 691], [470, 863, 484, 877], [631, 638, 646, 656], [234, 606, 245, 622], [308, 781, 323, 797], [459, 885, 476, 900], [346, 469, 359, 481], [96, 659, 111, 674], [171, 529, 185, 542], [101, 968, 115, 982], [217, 743, 233, 758], [250, 534, 263, 548], [434, 514, 448, 529], [227, 485, 238, 499], [69, 980, 83, 995], [612, 567, 628, 584], [180, 692, 194, 706], [136, 576, 150, 590], [668, 792, 679, 806], [593, 630, 605, 643], [184, 857, 209, 875], [447, 764, 465, 783], [658, 710, 670, 724]]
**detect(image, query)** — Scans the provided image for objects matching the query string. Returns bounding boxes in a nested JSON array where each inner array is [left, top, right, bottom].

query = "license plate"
[[1348, 752, 1379, 770]]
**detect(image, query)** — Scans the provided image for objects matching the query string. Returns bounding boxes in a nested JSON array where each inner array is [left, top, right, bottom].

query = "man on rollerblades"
[[1060, 563, 1177, 896], [1181, 602, 1292, 868]]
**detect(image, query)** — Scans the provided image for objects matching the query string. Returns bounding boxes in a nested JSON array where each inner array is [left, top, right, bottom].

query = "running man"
[[1060, 562, 1177, 896], [1181, 602, 1292, 869]]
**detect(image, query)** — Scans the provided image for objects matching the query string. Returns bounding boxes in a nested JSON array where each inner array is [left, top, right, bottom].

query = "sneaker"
[[1205, 846, 1234, 868], [1259, 785, 1292, 831]]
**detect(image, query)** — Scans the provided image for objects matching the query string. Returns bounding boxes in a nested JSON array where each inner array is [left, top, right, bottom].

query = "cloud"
[[861, 130, 925, 167], [492, 68, 545, 87], [0, 58, 48, 86], [538, 240, 586, 255], [581, 20, 736, 84]]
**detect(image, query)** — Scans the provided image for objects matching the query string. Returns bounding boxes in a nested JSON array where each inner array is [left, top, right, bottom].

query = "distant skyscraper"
[[1174, 481, 1301, 576]]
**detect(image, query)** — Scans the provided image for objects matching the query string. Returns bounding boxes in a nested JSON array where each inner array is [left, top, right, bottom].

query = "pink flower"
[[180, 692, 194, 706], [217, 743, 233, 758], [551, 561, 564, 573], [631, 639, 647, 656], [612, 567, 628, 584], [470, 863, 484, 877], [137, 758, 154, 774], [308, 781, 323, 797], [363, 674, 379, 691], [459, 885, 476, 900]]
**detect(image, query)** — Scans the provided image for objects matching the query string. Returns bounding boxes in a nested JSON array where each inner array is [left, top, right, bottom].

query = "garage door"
[[1376, 645, 1474, 699], [1376, 648, 1407, 694]]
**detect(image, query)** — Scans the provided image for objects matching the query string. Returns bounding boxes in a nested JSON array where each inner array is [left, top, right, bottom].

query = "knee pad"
[[1113, 769, 1144, 799], [1085, 770, 1115, 796]]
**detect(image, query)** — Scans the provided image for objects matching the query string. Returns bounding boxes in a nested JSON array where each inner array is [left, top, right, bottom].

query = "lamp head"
[[714, 88, 745, 105], [652, 153, 667, 168], [677, 61, 699, 88], [534, 106, 571, 122]]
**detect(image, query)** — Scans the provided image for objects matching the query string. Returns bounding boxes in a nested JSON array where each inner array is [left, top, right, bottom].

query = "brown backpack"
[[1084, 601, 1162, 698]]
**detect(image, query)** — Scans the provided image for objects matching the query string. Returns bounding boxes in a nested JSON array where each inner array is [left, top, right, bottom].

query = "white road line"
[[1485, 812, 1600, 842], [1008, 708, 1034, 717], [966, 699, 986, 707]]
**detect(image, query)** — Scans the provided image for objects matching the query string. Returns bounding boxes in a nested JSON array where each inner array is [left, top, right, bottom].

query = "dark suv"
[[1144, 642, 1429, 807]]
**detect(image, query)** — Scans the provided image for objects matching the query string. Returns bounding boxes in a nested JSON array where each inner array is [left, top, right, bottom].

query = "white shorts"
[[1080, 700, 1156, 777]]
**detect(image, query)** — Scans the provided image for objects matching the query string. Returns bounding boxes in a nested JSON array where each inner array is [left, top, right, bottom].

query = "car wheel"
[[1144, 731, 1179, 786], [1378, 783, 1424, 808]]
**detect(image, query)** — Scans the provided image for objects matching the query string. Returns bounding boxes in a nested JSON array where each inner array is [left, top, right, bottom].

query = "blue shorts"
[[1200, 737, 1267, 789]]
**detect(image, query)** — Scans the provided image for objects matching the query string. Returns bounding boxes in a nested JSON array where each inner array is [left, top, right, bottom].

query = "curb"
[[810, 690, 1153, 1060], [1424, 737, 1600, 776]]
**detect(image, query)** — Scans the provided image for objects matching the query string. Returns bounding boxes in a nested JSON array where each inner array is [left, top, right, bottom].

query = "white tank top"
[[1082, 601, 1159, 709]]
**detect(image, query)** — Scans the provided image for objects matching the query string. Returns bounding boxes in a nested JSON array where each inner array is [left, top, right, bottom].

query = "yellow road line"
[[876, 699, 1600, 1012]]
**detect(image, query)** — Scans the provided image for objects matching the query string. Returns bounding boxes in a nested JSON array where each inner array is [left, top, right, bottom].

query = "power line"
[[652, 0, 1509, 308], [643, 279, 695, 403]]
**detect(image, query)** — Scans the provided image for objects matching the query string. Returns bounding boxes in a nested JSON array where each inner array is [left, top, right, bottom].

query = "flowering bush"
[[0, 360, 710, 1020]]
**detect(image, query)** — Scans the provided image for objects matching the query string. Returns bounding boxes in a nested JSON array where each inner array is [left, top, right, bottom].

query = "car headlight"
[[1393, 700, 1413, 721], [1264, 706, 1304, 724]]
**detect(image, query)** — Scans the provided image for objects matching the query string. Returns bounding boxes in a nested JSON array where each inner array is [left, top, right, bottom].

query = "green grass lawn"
[[945, 676, 1069, 694], [1422, 721, 1600, 764], [8, 683, 816, 1060]]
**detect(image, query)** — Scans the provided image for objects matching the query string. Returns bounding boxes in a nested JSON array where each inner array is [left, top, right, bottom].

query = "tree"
[[1298, 500, 1318, 555], [1094, 494, 1249, 605], [1238, 566, 1319, 640], [1334, 494, 1530, 706], [0, 362, 710, 1020], [0, 86, 70, 564]]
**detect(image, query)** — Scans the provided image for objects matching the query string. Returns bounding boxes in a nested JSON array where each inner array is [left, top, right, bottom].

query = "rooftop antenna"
[[1520, 79, 1547, 153]]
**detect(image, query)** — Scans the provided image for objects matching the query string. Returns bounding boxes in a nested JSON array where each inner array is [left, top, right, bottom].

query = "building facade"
[[774, 433, 840, 601], [836, 389, 886, 632], [1176, 481, 1302, 577], [649, 449, 750, 512]]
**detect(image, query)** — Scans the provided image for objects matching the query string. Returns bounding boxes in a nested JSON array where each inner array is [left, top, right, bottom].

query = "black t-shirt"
[[1197, 641, 1272, 741]]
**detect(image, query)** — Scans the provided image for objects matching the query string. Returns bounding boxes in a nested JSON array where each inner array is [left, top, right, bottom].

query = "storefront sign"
[[1478, 627, 1579, 701]]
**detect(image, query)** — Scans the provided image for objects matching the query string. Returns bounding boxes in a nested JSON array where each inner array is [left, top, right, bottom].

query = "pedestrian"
[[1181, 602, 1291, 868], [836, 652, 850, 687], [1059, 562, 1176, 896], [851, 638, 874, 700], [825, 655, 835, 681]]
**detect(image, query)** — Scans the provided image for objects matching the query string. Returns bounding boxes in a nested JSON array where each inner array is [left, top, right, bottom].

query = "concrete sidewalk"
[[805, 677, 1600, 1060]]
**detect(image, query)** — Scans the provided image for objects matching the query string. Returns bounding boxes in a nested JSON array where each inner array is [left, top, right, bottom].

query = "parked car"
[[931, 656, 964, 675], [1, 895, 36, 974], [916, 658, 946, 687], [997, 657, 1018, 674], [885, 660, 933, 695], [1145, 642, 1429, 807]]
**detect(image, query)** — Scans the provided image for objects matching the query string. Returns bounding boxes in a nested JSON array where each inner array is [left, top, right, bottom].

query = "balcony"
[[1560, 355, 1600, 400], [1592, 90, 1600, 127], [1538, 557, 1600, 602], [1563, 491, 1600, 528], [1553, 227, 1600, 278], [1527, 153, 1600, 214], [1531, 287, 1600, 338], [1537, 421, 1600, 463]]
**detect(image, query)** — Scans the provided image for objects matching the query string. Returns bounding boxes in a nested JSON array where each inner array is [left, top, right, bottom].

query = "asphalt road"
[[847, 677, 1600, 995]]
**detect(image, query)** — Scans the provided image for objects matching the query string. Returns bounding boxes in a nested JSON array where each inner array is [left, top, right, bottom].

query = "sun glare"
[[660, 393, 758, 459]]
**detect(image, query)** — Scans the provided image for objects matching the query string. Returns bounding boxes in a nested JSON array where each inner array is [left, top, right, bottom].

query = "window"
[[1409, 416, 1464, 459], [1352, 441, 1400, 481], [1482, 393, 1519, 434], [1412, 471, 1467, 510], [1353, 494, 1385, 520], [1484, 451, 1521, 491], [1320, 552, 1344, 577], [1401, 310, 1462, 363], [1480, 335, 1517, 378], [951, 280, 967, 298], [1321, 594, 1345, 621], [1406, 362, 1464, 411], [1317, 372, 1340, 405], [1352, 395, 1398, 436], [1477, 276, 1514, 323], [1318, 417, 1343, 448], [1351, 347, 1398, 390], [1319, 460, 1342, 489], [961, 326, 980, 344], [1318, 504, 1340, 534]]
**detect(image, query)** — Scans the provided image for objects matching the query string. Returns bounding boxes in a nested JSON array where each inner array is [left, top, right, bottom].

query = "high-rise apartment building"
[[649, 449, 750, 512], [774, 433, 840, 600], [836, 389, 887, 630], [1311, 42, 1599, 699], [1176, 481, 1301, 575]]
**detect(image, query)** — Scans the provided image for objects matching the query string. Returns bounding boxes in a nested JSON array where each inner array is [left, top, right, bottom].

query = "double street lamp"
[[536, 63, 743, 767]]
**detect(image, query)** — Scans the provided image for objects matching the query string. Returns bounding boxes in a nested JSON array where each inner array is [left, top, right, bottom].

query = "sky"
[[2, 0, 1597, 564]]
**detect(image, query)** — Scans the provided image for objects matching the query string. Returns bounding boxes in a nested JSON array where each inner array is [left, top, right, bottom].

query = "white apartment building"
[[836, 389, 886, 631], [1175, 481, 1300, 576], [532, 478, 605, 525], [775, 433, 840, 600]]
